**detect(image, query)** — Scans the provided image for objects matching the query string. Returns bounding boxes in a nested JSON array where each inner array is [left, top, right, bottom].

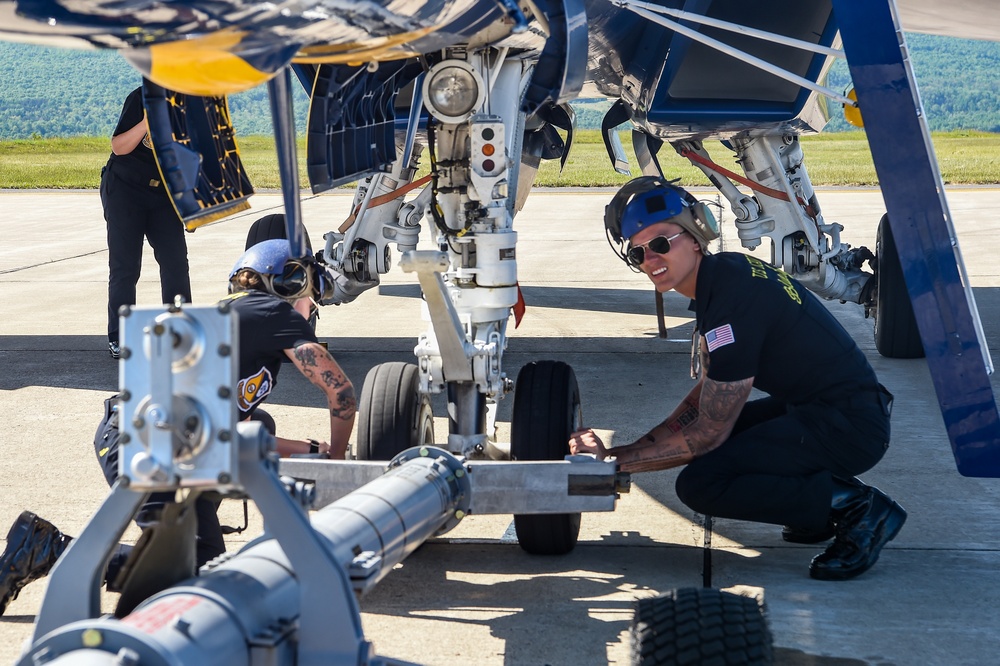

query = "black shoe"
[[108, 341, 121, 360], [782, 520, 836, 544], [809, 480, 906, 581], [0, 511, 72, 615]]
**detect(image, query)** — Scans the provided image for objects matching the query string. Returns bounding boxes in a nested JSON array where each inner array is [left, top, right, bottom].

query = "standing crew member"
[[0, 239, 356, 613], [570, 176, 906, 581], [102, 83, 191, 359]]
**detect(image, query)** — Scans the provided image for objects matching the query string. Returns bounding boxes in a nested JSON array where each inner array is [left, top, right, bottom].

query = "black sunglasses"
[[626, 231, 686, 266]]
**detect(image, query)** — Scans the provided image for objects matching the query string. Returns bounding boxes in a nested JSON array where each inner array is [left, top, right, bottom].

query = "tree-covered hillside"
[[1, 32, 997, 140]]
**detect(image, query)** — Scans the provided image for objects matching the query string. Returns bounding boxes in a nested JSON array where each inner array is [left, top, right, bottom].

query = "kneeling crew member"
[[0, 239, 356, 614], [569, 176, 906, 581]]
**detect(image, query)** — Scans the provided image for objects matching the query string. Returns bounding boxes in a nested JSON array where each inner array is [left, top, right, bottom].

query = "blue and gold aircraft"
[[3, 0, 1000, 485]]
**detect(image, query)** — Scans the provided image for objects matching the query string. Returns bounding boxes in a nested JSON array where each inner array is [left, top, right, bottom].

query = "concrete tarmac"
[[2, 189, 1000, 665]]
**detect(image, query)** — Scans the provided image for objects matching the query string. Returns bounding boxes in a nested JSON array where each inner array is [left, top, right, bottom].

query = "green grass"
[[1, 130, 998, 189]]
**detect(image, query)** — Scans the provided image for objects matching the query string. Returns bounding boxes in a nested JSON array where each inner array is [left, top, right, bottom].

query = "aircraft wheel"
[[511, 360, 582, 555], [874, 214, 924, 358], [356, 362, 434, 460], [245, 213, 313, 252], [630, 588, 773, 666]]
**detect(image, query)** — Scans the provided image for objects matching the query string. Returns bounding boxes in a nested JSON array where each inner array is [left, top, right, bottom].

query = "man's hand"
[[569, 428, 609, 459]]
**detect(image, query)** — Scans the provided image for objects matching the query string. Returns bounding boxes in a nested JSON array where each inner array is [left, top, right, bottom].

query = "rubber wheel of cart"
[[630, 588, 773, 666], [511, 360, 582, 555], [874, 214, 924, 358], [244, 213, 313, 252], [356, 362, 434, 460]]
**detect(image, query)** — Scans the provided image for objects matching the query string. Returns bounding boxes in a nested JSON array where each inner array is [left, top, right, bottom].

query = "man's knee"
[[675, 465, 716, 515]]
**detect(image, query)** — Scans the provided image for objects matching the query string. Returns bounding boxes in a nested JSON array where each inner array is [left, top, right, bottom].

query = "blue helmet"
[[230, 240, 316, 301], [619, 187, 688, 240]]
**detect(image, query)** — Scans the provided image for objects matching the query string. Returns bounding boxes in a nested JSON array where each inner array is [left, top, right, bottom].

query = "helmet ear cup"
[[689, 200, 720, 241]]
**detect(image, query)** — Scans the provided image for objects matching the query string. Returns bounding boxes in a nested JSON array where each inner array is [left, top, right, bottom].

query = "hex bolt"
[[132, 416, 145, 429], [218, 386, 231, 399], [121, 347, 131, 360], [218, 473, 231, 484], [120, 433, 131, 444], [217, 301, 231, 314], [218, 430, 231, 442], [218, 344, 231, 357], [120, 390, 131, 402]]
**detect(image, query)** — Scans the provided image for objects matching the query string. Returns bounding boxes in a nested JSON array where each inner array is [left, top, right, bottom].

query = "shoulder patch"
[[705, 324, 735, 352], [238, 366, 273, 411]]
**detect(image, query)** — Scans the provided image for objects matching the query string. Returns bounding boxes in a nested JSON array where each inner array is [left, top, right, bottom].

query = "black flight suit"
[[675, 253, 893, 532], [101, 86, 191, 345]]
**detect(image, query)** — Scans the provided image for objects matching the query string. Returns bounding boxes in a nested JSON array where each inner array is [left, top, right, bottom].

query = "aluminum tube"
[[20, 452, 466, 666]]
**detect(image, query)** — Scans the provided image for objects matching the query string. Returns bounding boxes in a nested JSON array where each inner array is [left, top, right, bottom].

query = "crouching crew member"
[[0, 239, 356, 613], [570, 176, 906, 581]]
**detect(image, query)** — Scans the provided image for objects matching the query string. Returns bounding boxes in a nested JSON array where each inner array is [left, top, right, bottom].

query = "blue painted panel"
[[832, 0, 1000, 477], [643, 0, 839, 127]]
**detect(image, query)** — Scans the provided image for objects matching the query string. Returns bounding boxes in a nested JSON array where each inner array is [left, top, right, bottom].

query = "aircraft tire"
[[630, 588, 773, 666], [356, 362, 434, 460], [511, 360, 582, 555], [874, 214, 924, 359], [245, 213, 313, 252]]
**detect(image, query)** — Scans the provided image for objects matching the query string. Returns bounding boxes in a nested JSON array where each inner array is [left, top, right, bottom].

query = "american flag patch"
[[705, 324, 735, 352]]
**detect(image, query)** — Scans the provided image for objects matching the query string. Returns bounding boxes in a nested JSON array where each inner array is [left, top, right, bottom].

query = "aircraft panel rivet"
[[81, 628, 102, 648], [218, 344, 231, 357], [218, 430, 231, 442], [218, 386, 231, 399]]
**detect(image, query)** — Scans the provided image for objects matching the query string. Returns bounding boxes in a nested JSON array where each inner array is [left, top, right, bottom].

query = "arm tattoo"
[[683, 378, 752, 456], [321, 369, 347, 389], [330, 386, 357, 420], [293, 345, 319, 374], [667, 397, 700, 433]]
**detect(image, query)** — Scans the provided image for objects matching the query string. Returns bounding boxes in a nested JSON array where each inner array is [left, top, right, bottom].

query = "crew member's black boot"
[[782, 520, 836, 544], [0, 511, 72, 615], [809, 478, 907, 581]]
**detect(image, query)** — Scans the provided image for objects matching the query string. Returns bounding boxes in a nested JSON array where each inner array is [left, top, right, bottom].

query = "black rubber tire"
[[630, 588, 774, 666], [874, 214, 924, 359], [511, 360, 582, 555], [245, 213, 313, 252], [356, 362, 434, 460]]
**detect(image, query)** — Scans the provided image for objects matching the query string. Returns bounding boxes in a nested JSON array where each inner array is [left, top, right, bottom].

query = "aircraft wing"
[[897, 0, 1000, 41]]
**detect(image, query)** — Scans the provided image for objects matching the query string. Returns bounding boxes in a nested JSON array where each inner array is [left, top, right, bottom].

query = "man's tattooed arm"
[[612, 376, 753, 473], [287, 342, 357, 458]]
